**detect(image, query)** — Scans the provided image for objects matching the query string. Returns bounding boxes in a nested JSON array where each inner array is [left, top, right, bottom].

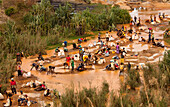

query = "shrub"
[[109, 6, 131, 24], [17, 2, 26, 10], [0, 84, 8, 94], [126, 69, 141, 90], [5, 7, 15, 16]]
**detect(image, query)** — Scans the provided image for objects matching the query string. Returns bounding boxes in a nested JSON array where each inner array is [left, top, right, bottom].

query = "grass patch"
[[46, 43, 62, 50], [46, 43, 73, 50], [66, 34, 94, 40], [92, 30, 105, 35]]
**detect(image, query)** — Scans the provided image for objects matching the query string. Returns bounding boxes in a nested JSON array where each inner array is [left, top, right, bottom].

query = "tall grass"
[[61, 81, 109, 107], [0, 21, 47, 92]]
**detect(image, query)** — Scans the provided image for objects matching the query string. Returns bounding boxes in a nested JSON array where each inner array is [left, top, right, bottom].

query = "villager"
[[88, 53, 92, 60], [148, 32, 151, 43], [138, 17, 141, 25], [119, 63, 124, 76], [84, 37, 87, 42], [64, 41, 67, 47], [47, 66, 55, 75], [30, 63, 39, 71], [18, 91, 25, 106], [3, 95, 12, 107], [105, 64, 112, 70], [136, 65, 139, 71], [17, 65, 22, 76], [10, 78, 17, 94], [106, 32, 109, 42], [94, 56, 98, 64], [55, 47, 60, 53], [73, 43, 76, 49], [127, 62, 131, 71], [40, 65, 46, 72], [35, 81, 46, 91], [71, 57, 74, 72], [38, 52, 44, 61], [134, 16, 137, 23], [163, 13, 165, 18], [154, 15, 156, 22], [120, 53, 124, 64], [116, 43, 120, 54], [159, 12, 161, 18], [44, 89, 51, 96], [150, 15, 153, 22], [16, 52, 22, 64], [152, 33, 154, 43], [98, 32, 101, 41], [77, 63, 84, 71], [141, 37, 146, 42], [66, 55, 71, 69]]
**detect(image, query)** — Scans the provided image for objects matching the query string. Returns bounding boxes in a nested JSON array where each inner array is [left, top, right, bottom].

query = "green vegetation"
[[126, 69, 141, 90], [5, 7, 16, 16], [60, 81, 109, 107]]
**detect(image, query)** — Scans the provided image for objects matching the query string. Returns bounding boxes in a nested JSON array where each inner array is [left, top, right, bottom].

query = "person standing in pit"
[[127, 62, 131, 71], [138, 17, 141, 25], [119, 63, 124, 76], [17, 64, 22, 77], [106, 32, 109, 43], [64, 41, 67, 47], [148, 32, 151, 43], [134, 16, 137, 24], [98, 32, 101, 42], [120, 52, 124, 64], [10, 78, 17, 94], [71, 57, 74, 72], [159, 12, 161, 18], [150, 15, 153, 22], [154, 15, 156, 22], [116, 43, 120, 54], [163, 13, 165, 18], [152, 33, 154, 43], [66, 55, 71, 69]]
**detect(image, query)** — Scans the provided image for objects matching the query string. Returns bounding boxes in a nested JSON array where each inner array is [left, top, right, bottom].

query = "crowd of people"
[[0, 11, 168, 106]]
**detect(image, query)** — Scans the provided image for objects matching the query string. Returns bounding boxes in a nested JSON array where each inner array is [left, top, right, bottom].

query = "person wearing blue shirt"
[[64, 41, 67, 47]]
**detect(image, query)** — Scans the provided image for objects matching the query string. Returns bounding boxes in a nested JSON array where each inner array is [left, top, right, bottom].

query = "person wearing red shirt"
[[66, 55, 71, 69], [10, 78, 17, 94]]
